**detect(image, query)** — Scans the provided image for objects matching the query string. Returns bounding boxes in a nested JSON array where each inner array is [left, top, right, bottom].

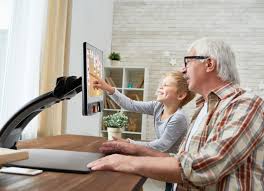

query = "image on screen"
[[82, 42, 104, 116]]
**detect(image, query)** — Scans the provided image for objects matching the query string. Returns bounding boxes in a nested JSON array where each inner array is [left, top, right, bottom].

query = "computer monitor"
[[82, 42, 104, 116]]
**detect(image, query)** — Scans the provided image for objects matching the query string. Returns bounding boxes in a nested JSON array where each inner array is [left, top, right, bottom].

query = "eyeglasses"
[[184, 56, 209, 68]]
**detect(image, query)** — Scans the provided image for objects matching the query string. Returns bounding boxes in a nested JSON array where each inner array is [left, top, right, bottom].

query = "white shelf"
[[102, 66, 147, 140]]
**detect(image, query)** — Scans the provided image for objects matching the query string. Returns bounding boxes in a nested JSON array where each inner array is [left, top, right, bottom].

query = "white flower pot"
[[111, 60, 120, 66], [107, 127, 122, 140]]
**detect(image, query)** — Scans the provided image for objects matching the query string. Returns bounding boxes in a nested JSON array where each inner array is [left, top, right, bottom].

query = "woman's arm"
[[90, 72, 156, 115], [99, 140, 169, 157], [109, 89, 156, 115], [90, 72, 115, 94]]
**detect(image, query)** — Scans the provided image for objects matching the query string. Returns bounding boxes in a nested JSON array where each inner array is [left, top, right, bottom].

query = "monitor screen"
[[82, 42, 104, 116]]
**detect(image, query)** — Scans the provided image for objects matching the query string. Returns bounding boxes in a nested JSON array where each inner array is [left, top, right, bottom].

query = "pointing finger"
[[89, 72, 99, 79]]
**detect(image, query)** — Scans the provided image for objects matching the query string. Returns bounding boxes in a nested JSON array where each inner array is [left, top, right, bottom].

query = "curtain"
[[37, 0, 72, 137], [0, 0, 48, 140]]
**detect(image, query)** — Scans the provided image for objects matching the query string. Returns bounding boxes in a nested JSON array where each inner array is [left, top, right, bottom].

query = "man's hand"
[[87, 154, 183, 184], [89, 72, 115, 94], [99, 140, 138, 155]]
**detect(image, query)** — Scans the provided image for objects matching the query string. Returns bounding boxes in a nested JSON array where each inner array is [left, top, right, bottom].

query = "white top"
[[174, 102, 208, 191], [185, 102, 208, 151], [109, 89, 188, 153]]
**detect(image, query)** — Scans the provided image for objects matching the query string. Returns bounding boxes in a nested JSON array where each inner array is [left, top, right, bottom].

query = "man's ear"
[[205, 58, 216, 72], [177, 91, 187, 101]]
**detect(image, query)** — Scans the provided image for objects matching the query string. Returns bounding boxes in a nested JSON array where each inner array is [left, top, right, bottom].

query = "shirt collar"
[[195, 82, 240, 108]]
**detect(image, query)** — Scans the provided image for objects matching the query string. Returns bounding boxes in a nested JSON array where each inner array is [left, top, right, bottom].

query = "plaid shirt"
[[175, 83, 264, 191]]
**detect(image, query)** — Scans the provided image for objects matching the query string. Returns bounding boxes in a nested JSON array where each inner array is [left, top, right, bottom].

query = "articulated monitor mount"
[[0, 76, 104, 173], [0, 76, 82, 149]]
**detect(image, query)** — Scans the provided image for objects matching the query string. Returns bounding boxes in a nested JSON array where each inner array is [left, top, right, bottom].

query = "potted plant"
[[103, 112, 128, 140], [108, 52, 121, 66]]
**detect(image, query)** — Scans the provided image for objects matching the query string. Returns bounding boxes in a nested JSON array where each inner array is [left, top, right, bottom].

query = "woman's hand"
[[99, 140, 138, 155], [100, 139, 169, 157], [112, 136, 130, 143], [89, 73, 115, 94], [87, 154, 136, 173]]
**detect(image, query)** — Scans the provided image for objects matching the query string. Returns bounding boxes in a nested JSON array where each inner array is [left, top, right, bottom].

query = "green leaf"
[[103, 112, 128, 128]]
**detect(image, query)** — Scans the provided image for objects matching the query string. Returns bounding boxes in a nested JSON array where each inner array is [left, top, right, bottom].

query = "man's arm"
[[175, 96, 264, 187], [87, 154, 183, 183]]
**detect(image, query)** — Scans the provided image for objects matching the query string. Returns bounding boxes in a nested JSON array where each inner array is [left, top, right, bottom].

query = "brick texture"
[[111, 0, 264, 140]]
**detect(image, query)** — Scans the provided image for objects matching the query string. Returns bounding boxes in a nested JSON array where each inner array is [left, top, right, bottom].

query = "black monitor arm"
[[0, 76, 82, 149]]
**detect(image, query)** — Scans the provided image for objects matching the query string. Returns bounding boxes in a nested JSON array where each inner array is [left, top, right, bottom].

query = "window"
[[0, 0, 13, 112], [0, 0, 47, 140]]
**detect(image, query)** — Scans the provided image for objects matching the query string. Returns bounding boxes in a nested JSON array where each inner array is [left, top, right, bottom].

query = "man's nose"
[[180, 67, 186, 74]]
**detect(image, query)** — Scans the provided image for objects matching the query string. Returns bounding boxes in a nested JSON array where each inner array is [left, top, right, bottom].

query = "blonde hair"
[[166, 71, 196, 108]]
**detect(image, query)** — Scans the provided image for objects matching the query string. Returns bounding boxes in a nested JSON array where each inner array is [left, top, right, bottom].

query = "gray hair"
[[188, 37, 240, 84]]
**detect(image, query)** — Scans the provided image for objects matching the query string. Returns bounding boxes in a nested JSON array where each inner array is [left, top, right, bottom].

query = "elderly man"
[[88, 38, 264, 191]]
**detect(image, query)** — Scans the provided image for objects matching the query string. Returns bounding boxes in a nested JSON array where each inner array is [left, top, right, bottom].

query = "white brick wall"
[[111, 0, 264, 140]]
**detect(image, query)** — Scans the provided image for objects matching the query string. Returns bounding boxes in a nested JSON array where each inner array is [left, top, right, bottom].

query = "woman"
[[91, 71, 195, 153]]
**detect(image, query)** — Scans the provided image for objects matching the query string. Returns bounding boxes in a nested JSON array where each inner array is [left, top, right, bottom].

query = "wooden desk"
[[0, 135, 146, 191]]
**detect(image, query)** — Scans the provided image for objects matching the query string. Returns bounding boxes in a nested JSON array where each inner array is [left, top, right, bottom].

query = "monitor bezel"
[[82, 42, 104, 116]]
